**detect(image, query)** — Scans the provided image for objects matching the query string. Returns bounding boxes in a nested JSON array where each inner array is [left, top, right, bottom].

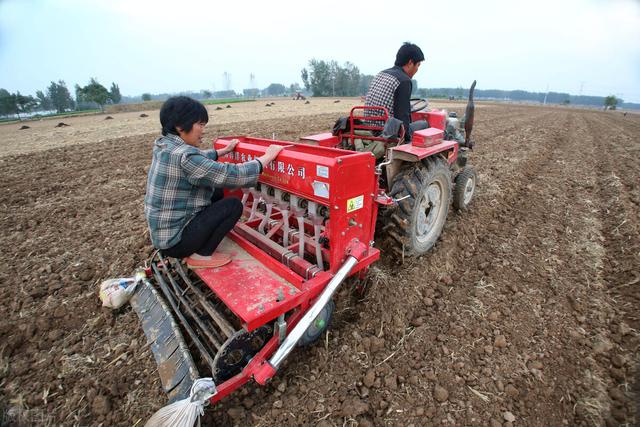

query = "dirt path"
[[0, 105, 637, 426]]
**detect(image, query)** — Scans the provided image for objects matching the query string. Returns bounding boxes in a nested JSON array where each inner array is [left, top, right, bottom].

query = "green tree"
[[306, 59, 332, 96], [77, 78, 110, 111], [0, 90, 35, 119], [266, 83, 286, 96], [74, 84, 83, 104], [141, 93, 152, 101], [305, 59, 363, 97], [213, 90, 236, 98], [0, 88, 16, 116], [603, 95, 620, 110], [15, 92, 36, 118], [243, 88, 259, 98], [202, 90, 212, 99], [109, 82, 122, 104], [47, 80, 74, 113], [335, 62, 360, 96], [358, 74, 373, 96], [35, 90, 52, 110], [289, 83, 301, 94]]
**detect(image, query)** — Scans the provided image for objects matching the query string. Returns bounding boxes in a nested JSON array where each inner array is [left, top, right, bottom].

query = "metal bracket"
[[275, 314, 287, 344]]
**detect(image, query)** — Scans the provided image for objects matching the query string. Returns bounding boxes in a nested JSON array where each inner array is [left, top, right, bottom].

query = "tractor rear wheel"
[[453, 166, 477, 210], [387, 158, 451, 257]]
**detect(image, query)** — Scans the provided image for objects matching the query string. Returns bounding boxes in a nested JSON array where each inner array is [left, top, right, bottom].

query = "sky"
[[1, 0, 639, 102]]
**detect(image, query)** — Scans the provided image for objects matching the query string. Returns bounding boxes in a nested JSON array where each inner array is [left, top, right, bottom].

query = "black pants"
[[410, 120, 428, 132], [162, 189, 243, 258]]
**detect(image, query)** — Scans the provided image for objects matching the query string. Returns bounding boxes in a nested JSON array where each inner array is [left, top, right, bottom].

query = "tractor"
[[130, 81, 478, 410], [300, 80, 478, 258]]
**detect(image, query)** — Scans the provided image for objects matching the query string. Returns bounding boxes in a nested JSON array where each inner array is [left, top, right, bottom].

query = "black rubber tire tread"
[[386, 158, 452, 256], [453, 166, 477, 211], [298, 299, 336, 347]]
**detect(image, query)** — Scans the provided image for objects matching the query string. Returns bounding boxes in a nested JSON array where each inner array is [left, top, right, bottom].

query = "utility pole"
[[543, 84, 549, 105]]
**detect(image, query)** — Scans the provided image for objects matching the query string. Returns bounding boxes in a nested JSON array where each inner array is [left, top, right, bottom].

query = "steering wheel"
[[410, 98, 429, 113]]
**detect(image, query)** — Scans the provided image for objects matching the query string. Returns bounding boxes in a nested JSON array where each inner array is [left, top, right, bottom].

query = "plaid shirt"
[[144, 133, 261, 249], [365, 65, 414, 140]]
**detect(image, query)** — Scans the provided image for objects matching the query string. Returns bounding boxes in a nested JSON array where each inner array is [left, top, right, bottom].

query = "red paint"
[[391, 139, 458, 165], [412, 109, 447, 130], [215, 137, 379, 275], [412, 128, 444, 147], [299, 132, 340, 147]]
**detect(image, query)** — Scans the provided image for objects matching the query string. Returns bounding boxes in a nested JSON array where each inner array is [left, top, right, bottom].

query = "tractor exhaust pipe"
[[253, 241, 367, 385], [464, 80, 476, 146]]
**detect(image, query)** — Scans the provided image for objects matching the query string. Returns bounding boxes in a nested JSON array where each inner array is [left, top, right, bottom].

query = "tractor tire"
[[387, 158, 452, 257], [453, 166, 477, 211], [297, 299, 335, 347]]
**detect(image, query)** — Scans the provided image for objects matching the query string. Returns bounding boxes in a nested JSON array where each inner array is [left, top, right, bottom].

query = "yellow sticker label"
[[346, 195, 364, 213]]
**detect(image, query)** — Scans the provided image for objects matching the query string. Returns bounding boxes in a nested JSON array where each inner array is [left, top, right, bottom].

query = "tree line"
[[5, 62, 633, 118], [299, 59, 635, 109], [421, 87, 634, 109], [301, 60, 372, 97], [0, 78, 121, 119]]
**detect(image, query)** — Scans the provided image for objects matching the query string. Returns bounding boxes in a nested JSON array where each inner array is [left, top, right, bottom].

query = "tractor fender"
[[389, 139, 458, 163], [386, 140, 458, 186]]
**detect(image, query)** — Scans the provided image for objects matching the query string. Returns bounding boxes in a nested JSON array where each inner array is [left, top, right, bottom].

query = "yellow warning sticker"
[[346, 195, 364, 213]]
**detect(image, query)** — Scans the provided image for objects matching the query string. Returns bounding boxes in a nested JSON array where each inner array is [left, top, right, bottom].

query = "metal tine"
[[151, 263, 217, 374], [173, 261, 237, 339], [152, 252, 187, 312], [158, 266, 223, 353], [156, 255, 223, 351], [152, 266, 222, 353], [176, 293, 226, 347]]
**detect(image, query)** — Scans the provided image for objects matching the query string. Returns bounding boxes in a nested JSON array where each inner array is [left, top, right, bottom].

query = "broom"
[[145, 378, 216, 427]]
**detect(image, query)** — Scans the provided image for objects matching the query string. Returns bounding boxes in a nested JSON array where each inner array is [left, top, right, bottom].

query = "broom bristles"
[[145, 378, 216, 427]]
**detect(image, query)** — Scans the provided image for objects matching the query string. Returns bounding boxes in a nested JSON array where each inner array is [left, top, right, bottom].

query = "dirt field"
[[0, 100, 637, 426]]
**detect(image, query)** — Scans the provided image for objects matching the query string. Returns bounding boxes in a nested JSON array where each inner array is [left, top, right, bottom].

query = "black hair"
[[160, 96, 209, 136], [394, 42, 425, 67]]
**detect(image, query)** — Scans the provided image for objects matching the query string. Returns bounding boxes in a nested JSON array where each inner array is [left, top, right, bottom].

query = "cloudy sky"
[[1, 0, 639, 101]]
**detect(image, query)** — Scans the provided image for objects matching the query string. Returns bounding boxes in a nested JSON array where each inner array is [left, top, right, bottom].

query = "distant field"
[[105, 98, 256, 114], [0, 109, 102, 124], [202, 98, 255, 105], [2, 97, 430, 157]]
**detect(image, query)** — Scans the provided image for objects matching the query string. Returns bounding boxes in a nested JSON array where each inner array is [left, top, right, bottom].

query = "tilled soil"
[[0, 104, 638, 426]]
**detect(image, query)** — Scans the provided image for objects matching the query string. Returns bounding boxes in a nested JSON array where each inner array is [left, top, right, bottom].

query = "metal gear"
[[212, 325, 273, 383]]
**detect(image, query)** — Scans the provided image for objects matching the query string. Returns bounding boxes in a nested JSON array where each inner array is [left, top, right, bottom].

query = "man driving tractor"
[[365, 42, 427, 143]]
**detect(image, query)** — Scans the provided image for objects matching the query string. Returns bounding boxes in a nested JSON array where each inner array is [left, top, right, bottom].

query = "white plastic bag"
[[99, 277, 137, 309], [145, 378, 217, 427]]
